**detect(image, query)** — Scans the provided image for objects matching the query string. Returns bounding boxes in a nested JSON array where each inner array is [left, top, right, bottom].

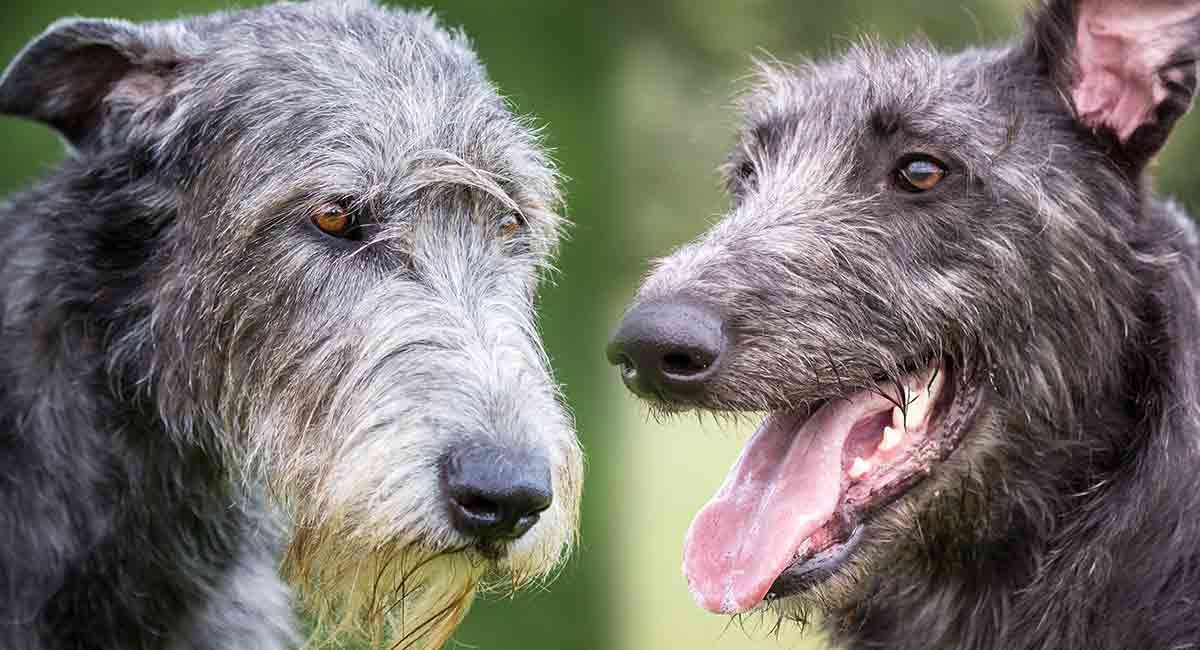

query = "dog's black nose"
[[606, 298, 727, 400], [441, 443, 553, 543]]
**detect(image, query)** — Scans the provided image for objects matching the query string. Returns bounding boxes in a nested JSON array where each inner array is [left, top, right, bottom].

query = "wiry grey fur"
[[622, 1, 1200, 648], [0, 2, 582, 648]]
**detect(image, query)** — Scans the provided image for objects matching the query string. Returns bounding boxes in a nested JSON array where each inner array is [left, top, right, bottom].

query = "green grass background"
[[2, 1, 1197, 649]]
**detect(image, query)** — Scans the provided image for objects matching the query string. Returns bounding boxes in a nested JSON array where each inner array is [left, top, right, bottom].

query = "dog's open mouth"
[[683, 362, 983, 614]]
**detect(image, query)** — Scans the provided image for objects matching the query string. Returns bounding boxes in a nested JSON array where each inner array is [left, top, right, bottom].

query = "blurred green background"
[[2, 1, 1197, 649]]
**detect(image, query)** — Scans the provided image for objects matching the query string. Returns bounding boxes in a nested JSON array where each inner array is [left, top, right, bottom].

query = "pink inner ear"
[[1072, 0, 1200, 142]]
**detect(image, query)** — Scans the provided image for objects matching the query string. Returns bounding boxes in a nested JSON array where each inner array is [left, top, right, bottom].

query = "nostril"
[[615, 354, 638, 380], [661, 350, 712, 377], [451, 491, 501, 523]]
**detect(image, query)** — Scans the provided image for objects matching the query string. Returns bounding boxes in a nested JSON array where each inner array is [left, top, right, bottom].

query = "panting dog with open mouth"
[[683, 363, 980, 615], [608, 1, 1200, 648]]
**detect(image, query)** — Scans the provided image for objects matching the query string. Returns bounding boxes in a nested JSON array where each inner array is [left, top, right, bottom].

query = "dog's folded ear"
[[1032, 0, 1200, 163], [0, 18, 184, 152]]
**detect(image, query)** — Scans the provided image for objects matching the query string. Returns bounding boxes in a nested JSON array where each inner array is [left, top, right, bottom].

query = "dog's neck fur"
[[831, 201, 1200, 650], [0, 162, 294, 649]]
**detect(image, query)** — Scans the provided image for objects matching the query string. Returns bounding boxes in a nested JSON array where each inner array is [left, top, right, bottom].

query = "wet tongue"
[[683, 389, 891, 614]]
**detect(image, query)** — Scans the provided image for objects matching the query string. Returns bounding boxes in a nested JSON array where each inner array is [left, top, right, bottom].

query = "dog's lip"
[[761, 364, 986, 603], [766, 523, 865, 599]]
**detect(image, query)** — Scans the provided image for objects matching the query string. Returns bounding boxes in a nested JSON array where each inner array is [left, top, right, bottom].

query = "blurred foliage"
[[2, 1, 1197, 650]]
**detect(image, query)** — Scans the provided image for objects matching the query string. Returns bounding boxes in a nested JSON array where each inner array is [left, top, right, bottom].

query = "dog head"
[[0, 2, 583, 647], [609, 0, 1197, 623]]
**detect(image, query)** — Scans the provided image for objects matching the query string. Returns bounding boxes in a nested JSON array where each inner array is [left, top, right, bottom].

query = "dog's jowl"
[[609, 1, 1200, 648], [0, 2, 581, 649]]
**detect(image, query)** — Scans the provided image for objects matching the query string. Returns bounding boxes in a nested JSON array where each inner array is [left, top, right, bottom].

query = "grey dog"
[[609, 0, 1200, 648], [0, 2, 582, 649]]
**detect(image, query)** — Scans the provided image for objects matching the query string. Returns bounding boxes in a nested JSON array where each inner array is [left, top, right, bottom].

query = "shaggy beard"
[[235, 354, 582, 648], [272, 465, 579, 650], [282, 526, 482, 650]]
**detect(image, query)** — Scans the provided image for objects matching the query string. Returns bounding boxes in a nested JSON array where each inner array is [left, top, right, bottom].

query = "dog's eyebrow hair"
[[394, 149, 523, 215]]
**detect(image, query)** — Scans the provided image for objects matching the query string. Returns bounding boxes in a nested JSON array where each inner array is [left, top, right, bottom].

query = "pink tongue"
[[683, 390, 892, 614]]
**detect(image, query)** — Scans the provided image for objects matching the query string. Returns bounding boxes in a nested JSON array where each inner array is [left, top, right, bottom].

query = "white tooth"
[[849, 457, 872, 479], [927, 366, 946, 398], [881, 426, 903, 452], [903, 366, 945, 430], [892, 405, 904, 430], [905, 389, 929, 430]]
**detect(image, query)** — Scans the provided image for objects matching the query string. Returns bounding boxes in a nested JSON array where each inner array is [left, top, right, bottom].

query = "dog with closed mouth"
[[609, 1, 1200, 648], [0, 2, 581, 648]]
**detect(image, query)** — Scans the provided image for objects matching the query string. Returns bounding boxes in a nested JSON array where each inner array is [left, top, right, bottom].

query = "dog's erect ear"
[[1032, 0, 1200, 162], [0, 18, 183, 151]]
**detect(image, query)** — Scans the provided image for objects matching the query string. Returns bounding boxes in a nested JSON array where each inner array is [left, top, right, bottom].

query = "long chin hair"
[[283, 525, 483, 650], [277, 468, 580, 650]]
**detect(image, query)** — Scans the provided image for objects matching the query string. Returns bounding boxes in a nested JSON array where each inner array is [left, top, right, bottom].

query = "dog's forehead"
[[176, 2, 556, 206], [736, 44, 1003, 165]]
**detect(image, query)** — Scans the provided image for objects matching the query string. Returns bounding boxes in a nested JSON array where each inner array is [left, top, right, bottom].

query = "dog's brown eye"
[[895, 156, 948, 193], [312, 203, 356, 238], [498, 213, 523, 239]]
